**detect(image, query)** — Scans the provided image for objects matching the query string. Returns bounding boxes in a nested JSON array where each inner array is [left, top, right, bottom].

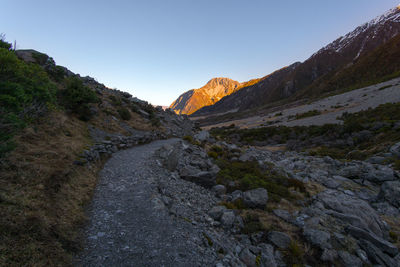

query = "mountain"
[[169, 77, 241, 115], [193, 6, 400, 117]]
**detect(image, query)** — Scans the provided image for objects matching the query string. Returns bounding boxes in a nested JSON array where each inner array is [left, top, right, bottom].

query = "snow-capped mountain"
[[316, 6, 400, 58], [193, 6, 400, 117]]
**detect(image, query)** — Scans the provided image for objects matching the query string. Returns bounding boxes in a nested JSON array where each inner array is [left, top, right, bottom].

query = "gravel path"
[[75, 139, 212, 267]]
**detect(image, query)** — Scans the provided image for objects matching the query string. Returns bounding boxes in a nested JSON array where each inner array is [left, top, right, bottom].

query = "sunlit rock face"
[[170, 77, 241, 115]]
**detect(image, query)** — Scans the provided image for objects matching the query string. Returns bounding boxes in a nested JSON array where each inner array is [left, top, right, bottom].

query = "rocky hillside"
[[170, 77, 241, 115], [0, 38, 195, 266], [193, 6, 400, 117]]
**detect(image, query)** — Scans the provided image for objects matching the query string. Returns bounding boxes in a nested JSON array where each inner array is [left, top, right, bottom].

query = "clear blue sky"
[[2, 0, 399, 106]]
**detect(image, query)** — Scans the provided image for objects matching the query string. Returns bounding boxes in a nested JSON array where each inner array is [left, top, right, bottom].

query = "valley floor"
[[200, 77, 400, 129]]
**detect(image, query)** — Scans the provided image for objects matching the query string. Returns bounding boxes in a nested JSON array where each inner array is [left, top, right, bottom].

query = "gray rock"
[[212, 185, 227, 197], [258, 243, 277, 267], [366, 156, 386, 164], [322, 178, 341, 189], [194, 130, 210, 142], [165, 148, 180, 171], [231, 190, 243, 202], [274, 250, 286, 267], [372, 202, 400, 217], [338, 251, 362, 267], [181, 171, 216, 188], [390, 142, 400, 157], [220, 211, 236, 229], [243, 188, 268, 209], [379, 180, 400, 208], [303, 228, 331, 249], [346, 225, 398, 256], [267, 231, 291, 249], [317, 190, 387, 238], [321, 249, 338, 262], [355, 249, 369, 263], [339, 165, 362, 179], [358, 239, 399, 267], [273, 209, 291, 222], [208, 206, 227, 220], [364, 165, 396, 183], [239, 248, 257, 267]]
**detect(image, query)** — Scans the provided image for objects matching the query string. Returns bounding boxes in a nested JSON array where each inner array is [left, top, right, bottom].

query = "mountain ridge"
[[192, 6, 400, 118]]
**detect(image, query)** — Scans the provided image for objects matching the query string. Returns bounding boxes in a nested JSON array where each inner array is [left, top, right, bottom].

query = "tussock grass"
[[0, 112, 101, 266]]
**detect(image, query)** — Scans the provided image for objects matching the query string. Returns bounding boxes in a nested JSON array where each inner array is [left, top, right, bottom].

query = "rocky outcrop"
[[228, 145, 400, 265], [156, 140, 220, 187]]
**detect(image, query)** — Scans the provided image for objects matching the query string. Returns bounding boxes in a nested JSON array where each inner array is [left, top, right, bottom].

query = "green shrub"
[[183, 135, 194, 143], [295, 110, 321, 120], [60, 77, 98, 120], [394, 160, 400, 170], [130, 104, 139, 113], [379, 85, 392, 91], [108, 95, 121, 106], [0, 39, 12, 50], [208, 151, 218, 159], [0, 46, 57, 156], [389, 231, 398, 242], [117, 107, 131, 120], [215, 159, 298, 202]]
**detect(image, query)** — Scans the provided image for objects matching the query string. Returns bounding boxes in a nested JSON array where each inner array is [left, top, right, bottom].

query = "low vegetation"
[[208, 142, 307, 203], [211, 102, 400, 161], [294, 110, 321, 120]]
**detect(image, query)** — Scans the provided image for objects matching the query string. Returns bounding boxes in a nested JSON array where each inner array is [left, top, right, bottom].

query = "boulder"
[[390, 142, 400, 157], [258, 243, 277, 267], [243, 188, 268, 209], [220, 211, 236, 229], [239, 248, 257, 267], [211, 184, 227, 197], [181, 171, 217, 188], [267, 231, 291, 249], [364, 165, 396, 183], [194, 130, 210, 142], [231, 190, 243, 202], [346, 225, 398, 256], [303, 228, 331, 249], [272, 209, 291, 222], [358, 239, 399, 267], [317, 190, 387, 238], [339, 165, 362, 179], [208, 206, 227, 220], [337, 251, 362, 267], [379, 181, 400, 208], [321, 249, 338, 262]]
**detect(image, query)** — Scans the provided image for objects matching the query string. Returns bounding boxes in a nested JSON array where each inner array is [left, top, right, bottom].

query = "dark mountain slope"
[[193, 7, 400, 117]]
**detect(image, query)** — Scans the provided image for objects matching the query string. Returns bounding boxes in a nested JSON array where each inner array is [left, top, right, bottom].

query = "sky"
[[2, 0, 399, 106]]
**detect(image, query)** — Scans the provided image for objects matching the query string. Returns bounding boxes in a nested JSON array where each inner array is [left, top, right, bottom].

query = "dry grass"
[[0, 111, 103, 266]]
